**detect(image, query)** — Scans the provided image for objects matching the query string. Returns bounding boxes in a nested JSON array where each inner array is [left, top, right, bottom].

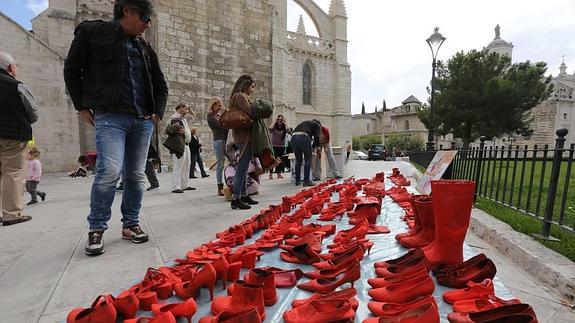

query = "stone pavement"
[[0, 160, 573, 322]]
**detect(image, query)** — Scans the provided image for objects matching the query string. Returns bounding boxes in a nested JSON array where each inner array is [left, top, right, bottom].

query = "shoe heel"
[[208, 283, 214, 301], [367, 245, 373, 255]]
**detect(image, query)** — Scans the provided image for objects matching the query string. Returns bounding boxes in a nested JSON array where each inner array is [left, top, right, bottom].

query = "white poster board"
[[416, 150, 458, 194]]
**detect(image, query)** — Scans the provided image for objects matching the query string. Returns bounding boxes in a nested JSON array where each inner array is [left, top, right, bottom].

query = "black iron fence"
[[408, 129, 575, 240]]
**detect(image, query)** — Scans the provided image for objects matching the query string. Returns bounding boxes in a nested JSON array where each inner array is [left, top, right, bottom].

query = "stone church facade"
[[0, 0, 351, 171]]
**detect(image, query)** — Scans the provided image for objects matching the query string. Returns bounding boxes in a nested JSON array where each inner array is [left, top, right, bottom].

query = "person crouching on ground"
[[25, 147, 46, 205]]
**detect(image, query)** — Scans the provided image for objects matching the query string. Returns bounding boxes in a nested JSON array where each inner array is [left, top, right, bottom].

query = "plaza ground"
[[0, 160, 573, 322]]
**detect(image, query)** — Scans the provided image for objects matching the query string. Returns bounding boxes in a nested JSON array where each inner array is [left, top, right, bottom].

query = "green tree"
[[417, 50, 552, 148], [352, 134, 382, 151], [385, 133, 424, 153]]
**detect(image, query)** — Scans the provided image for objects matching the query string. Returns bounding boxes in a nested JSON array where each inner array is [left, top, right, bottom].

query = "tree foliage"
[[417, 50, 553, 148], [352, 134, 382, 151], [385, 133, 425, 153]]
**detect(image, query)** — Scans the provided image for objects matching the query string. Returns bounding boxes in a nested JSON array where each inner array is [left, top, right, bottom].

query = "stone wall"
[[0, 12, 80, 172], [152, 0, 274, 165]]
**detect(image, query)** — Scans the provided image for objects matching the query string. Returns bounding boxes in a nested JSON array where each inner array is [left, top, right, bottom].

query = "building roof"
[[402, 95, 421, 105]]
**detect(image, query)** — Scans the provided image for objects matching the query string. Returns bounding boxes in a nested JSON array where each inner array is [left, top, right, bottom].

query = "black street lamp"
[[426, 27, 446, 151]]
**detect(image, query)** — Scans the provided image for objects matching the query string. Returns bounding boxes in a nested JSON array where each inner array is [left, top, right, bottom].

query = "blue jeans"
[[232, 144, 251, 199], [88, 113, 154, 231], [213, 139, 226, 185], [291, 134, 312, 182]]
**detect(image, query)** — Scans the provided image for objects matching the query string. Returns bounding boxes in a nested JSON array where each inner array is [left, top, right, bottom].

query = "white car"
[[352, 151, 368, 160]]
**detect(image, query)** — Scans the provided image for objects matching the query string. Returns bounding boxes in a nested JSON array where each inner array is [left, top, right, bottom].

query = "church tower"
[[486, 24, 514, 59]]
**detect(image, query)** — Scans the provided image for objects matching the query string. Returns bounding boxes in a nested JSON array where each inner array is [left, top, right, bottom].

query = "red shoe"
[[442, 279, 495, 304], [226, 261, 242, 282], [291, 287, 358, 310], [447, 303, 537, 323], [304, 257, 359, 280], [227, 249, 258, 269], [283, 299, 356, 323], [423, 180, 475, 266], [174, 263, 217, 301], [261, 267, 304, 288], [284, 232, 323, 253], [398, 197, 434, 248], [367, 267, 429, 288], [452, 295, 521, 313], [280, 243, 321, 264], [368, 274, 434, 302], [437, 257, 497, 288], [334, 220, 369, 243], [151, 298, 198, 323], [312, 244, 365, 270], [368, 296, 436, 317], [374, 248, 424, 269], [433, 253, 487, 277], [111, 290, 139, 319], [227, 268, 278, 306], [297, 261, 360, 294], [323, 239, 373, 259], [210, 280, 266, 321], [124, 312, 177, 323], [67, 295, 117, 323], [363, 301, 439, 323], [375, 256, 430, 278], [198, 307, 262, 323]]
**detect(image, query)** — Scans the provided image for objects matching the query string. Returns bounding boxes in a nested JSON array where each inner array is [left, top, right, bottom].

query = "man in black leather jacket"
[[64, 0, 168, 256]]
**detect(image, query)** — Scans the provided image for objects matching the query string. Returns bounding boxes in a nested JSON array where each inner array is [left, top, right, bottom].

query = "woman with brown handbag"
[[228, 75, 259, 210]]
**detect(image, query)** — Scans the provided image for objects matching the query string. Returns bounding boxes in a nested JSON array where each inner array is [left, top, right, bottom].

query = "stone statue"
[[495, 24, 501, 39]]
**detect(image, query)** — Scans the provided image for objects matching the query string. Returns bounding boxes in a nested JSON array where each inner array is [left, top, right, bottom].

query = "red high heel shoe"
[[375, 256, 430, 278], [374, 248, 424, 269], [443, 279, 495, 304], [111, 290, 139, 319], [334, 220, 369, 243], [291, 287, 358, 310], [297, 261, 360, 294], [67, 294, 117, 323], [368, 274, 435, 303], [283, 299, 356, 323], [210, 280, 266, 321], [312, 245, 365, 270], [368, 296, 436, 316], [124, 311, 177, 323], [174, 263, 217, 300], [447, 303, 537, 323], [304, 257, 360, 280], [284, 232, 324, 253], [151, 298, 198, 323], [323, 239, 373, 259], [363, 301, 439, 323], [367, 267, 429, 288], [452, 295, 521, 313], [198, 307, 262, 323], [280, 243, 321, 264]]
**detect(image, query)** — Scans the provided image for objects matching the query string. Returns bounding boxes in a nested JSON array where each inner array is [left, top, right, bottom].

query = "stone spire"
[[297, 14, 306, 34], [559, 55, 567, 77], [329, 0, 347, 18]]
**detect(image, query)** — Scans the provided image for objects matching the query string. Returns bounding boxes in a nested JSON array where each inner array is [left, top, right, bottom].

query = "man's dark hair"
[[113, 0, 154, 20]]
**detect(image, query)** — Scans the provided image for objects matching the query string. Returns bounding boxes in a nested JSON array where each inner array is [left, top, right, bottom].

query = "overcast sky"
[[2, 0, 574, 114]]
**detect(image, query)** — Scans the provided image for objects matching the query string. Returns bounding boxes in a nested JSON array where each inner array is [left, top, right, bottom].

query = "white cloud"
[[287, 0, 575, 114], [26, 0, 48, 15]]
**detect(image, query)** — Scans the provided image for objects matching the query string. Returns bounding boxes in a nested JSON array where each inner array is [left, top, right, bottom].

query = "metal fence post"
[[533, 128, 568, 241], [473, 137, 486, 203]]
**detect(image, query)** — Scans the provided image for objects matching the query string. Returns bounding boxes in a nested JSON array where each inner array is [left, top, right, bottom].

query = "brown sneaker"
[[122, 225, 149, 243], [3, 215, 32, 226]]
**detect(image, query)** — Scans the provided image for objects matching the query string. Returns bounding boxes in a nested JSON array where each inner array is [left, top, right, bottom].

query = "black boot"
[[241, 196, 259, 205], [231, 198, 251, 210]]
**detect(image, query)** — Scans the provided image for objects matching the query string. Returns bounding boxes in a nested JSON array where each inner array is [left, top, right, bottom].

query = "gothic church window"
[[303, 62, 312, 105], [404, 120, 410, 130]]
